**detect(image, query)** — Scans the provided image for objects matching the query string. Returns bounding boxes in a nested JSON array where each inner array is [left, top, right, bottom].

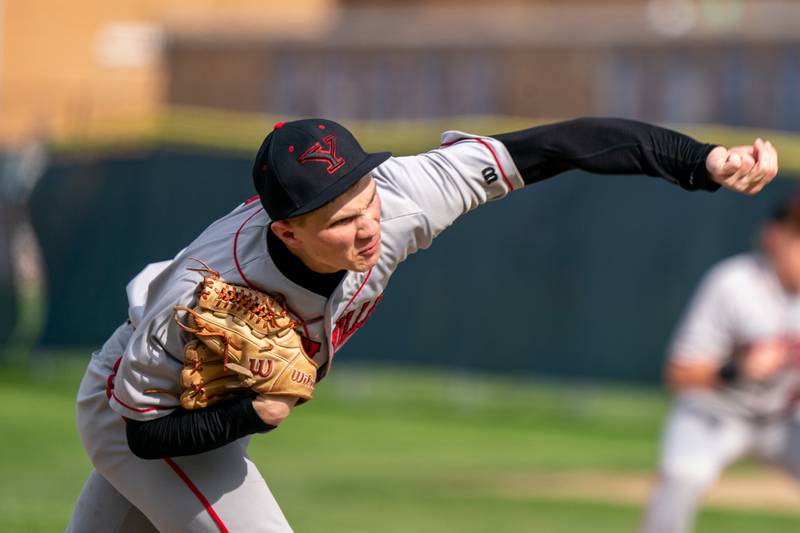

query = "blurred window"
[[604, 54, 642, 119], [271, 50, 496, 119], [777, 53, 800, 132], [720, 52, 747, 127], [662, 55, 712, 124]]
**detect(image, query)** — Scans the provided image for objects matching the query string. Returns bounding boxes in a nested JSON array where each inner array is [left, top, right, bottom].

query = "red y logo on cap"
[[298, 135, 346, 174]]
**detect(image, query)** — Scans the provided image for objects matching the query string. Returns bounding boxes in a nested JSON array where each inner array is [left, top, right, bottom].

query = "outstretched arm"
[[371, 117, 776, 262], [493, 117, 777, 195]]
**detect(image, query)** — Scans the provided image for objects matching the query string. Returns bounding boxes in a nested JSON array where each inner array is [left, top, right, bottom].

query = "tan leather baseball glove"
[[174, 265, 317, 410]]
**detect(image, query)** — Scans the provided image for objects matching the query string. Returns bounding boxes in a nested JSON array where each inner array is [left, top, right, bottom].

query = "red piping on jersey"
[[106, 363, 227, 531], [106, 356, 172, 413], [105, 363, 226, 529], [106, 357, 122, 399], [339, 268, 372, 319], [110, 393, 170, 413], [164, 457, 229, 533], [232, 205, 320, 338], [475, 138, 514, 191], [233, 207, 265, 291], [439, 137, 515, 191], [244, 195, 260, 205], [330, 268, 373, 359]]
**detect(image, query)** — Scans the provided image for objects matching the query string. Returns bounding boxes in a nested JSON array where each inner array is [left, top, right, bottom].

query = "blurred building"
[[2, 0, 799, 145], [0, 0, 335, 145], [167, 0, 800, 129]]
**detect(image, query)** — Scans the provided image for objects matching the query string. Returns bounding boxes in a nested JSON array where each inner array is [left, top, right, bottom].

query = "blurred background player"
[[641, 193, 800, 533]]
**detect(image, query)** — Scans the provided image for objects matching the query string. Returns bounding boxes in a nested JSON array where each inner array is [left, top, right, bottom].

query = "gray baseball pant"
[[641, 399, 800, 533], [66, 322, 293, 533]]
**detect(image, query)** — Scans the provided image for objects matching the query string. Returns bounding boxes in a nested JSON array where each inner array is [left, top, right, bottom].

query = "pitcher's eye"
[[330, 216, 355, 228]]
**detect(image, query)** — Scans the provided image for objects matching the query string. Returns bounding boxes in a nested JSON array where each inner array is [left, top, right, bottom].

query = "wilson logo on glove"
[[250, 359, 274, 378], [173, 258, 318, 410], [290, 370, 315, 389]]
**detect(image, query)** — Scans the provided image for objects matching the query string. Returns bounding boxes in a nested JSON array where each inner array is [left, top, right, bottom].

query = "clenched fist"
[[706, 138, 778, 195]]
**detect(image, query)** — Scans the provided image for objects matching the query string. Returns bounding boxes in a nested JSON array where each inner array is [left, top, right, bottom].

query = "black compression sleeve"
[[125, 396, 275, 459], [492, 117, 719, 191]]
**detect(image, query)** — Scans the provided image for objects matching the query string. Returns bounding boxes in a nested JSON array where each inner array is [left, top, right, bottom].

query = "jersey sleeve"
[[669, 265, 739, 364], [375, 131, 524, 251], [109, 265, 201, 421]]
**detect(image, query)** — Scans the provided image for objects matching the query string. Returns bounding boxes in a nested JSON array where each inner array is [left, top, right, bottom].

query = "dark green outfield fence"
[[0, 218, 14, 347], [29, 148, 797, 382]]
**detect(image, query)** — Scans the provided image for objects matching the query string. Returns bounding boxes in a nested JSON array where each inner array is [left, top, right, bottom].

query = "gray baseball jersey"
[[669, 252, 800, 417], [643, 252, 800, 533], [68, 131, 524, 532]]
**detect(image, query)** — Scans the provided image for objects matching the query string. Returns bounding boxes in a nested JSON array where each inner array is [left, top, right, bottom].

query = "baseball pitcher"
[[66, 117, 777, 532]]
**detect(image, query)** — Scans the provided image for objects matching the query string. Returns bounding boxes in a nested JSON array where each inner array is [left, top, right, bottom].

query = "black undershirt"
[[493, 117, 718, 191], [267, 227, 347, 297], [125, 117, 719, 459], [126, 396, 272, 459]]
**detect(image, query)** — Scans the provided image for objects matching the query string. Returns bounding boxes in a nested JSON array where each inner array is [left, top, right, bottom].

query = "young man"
[[67, 117, 777, 532], [642, 196, 800, 533]]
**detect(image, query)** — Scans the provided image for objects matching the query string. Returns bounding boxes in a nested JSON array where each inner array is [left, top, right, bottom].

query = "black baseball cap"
[[252, 118, 391, 220]]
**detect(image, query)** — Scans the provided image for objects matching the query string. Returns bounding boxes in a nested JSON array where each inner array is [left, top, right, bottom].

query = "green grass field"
[[1, 358, 798, 532]]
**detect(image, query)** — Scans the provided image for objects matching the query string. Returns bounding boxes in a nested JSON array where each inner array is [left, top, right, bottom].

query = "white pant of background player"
[[65, 323, 293, 533], [641, 397, 800, 533]]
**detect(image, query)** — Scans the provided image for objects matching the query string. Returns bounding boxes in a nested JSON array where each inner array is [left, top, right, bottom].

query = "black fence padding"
[[30, 149, 254, 347], [0, 217, 15, 348], [30, 148, 796, 381], [345, 174, 795, 382]]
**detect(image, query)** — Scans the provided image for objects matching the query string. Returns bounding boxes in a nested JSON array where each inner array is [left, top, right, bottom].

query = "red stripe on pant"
[[163, 457, 230, 533]]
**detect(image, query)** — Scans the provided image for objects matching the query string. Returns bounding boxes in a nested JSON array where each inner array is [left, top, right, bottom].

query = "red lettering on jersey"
[[298, 135, 346, 174], [301, 336, 322, 357], [250, 358, 274, 378], [331, 294, 384, 351], [331, 310, 352, 348]]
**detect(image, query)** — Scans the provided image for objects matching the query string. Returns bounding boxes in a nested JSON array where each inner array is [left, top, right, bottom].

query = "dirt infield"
[[468, 469, 800, 514]]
